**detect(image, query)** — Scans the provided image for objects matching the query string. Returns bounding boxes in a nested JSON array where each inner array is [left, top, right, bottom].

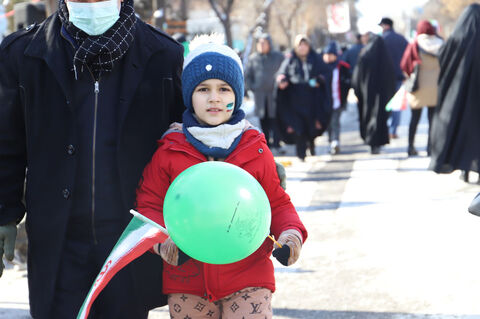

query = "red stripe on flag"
[[80, 230, 168, 318]]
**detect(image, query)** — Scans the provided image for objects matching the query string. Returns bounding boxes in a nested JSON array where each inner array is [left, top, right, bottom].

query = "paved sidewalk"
[[2, 104, 480, 318]]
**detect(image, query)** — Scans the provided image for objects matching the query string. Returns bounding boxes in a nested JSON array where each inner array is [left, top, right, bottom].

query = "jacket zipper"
[[91, 79, 100, 244]]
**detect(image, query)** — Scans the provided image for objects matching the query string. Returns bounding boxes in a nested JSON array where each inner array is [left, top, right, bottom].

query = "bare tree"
[[422, 0, 477, 37], [274, 0, 302, 47], [45, 0, 58, 16], [207, 0, 235, 47], [242, 0, 275, 66]]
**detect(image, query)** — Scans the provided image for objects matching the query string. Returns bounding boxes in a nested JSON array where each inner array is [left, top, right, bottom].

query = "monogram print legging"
[[167, 287, 273, 319]]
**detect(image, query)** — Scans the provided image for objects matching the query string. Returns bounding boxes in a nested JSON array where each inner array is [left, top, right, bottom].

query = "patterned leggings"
[[167, 287, 272, 319]]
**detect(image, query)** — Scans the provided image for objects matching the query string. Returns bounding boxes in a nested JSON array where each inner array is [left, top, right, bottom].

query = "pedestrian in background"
[[323, 41, 351, 155], [352, 34, 396, 154], [429, 3, 480, 182], [401, 20, 443, 157], [275, 34, 331, 161], [379, 17, 408, 139], [0, 0, 184, 317], [136, 35, 307, 319], [342, 33, 364, 74], [245, 33, 285, 153]]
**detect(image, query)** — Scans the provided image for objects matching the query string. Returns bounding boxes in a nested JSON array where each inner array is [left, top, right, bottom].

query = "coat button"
[[67, 144, 75, 155], [66, 100, 70, 105], [62, 189, 70, 199], [258, 148, 264, 154]]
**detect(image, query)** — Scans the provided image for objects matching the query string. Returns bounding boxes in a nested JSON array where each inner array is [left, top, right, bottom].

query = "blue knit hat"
[[182, 35, 244, 112], [325, 41, 339, 55]]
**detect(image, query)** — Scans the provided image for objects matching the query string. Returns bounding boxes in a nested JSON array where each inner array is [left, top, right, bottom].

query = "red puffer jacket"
[[136, 128, 308, 301]]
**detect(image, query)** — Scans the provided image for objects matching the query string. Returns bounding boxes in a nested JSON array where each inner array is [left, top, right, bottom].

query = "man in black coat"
[[0, 0, 183, 317], [379, 17, 408, 139]]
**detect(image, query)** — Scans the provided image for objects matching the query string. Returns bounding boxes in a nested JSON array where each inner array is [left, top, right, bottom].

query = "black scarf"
[[58, 0, 136, 80]]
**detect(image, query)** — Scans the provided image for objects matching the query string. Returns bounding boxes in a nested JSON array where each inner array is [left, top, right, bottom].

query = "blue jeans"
[[389, 80, 403, 135]]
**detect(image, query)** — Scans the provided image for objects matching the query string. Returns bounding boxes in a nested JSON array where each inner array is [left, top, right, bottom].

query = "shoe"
[[389, 133, 399, 139], [370, 146, 380, 154], [407, 146, 418, 156], [272, 146, 287, 155], [461, 170, 470, 183], [330, 141, 340, 155]]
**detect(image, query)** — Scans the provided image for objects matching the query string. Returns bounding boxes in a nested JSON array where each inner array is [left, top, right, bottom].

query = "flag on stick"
[[77, 210, 168, 319]]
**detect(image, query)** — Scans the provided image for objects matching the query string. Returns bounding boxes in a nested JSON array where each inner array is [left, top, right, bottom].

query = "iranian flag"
[[77, 210, 169, 319]]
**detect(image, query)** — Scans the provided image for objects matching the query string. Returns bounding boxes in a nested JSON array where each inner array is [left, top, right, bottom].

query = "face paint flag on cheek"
[[226, 102, 234, 112]]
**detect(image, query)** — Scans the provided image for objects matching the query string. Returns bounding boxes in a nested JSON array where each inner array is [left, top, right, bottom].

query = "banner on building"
[[327, 2, 351, 34]]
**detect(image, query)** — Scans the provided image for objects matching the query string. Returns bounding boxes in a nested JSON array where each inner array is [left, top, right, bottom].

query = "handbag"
[[404, 64, 420, 93]]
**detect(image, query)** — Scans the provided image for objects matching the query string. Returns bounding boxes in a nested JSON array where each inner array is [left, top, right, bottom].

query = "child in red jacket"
[[136, 34, 307, 319]]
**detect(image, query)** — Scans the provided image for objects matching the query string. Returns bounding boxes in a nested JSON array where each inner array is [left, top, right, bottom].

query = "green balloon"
[[163, 161, 271, 264]]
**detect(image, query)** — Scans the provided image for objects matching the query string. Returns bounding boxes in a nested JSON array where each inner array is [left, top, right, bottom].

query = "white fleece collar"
[[186, 119, 246, 150]]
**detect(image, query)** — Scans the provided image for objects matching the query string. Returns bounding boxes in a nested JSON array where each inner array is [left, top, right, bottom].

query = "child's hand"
[[154, 237, 190, 266], [272, 229, 303, 266]]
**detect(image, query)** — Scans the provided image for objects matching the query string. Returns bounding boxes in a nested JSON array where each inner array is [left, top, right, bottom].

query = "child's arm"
[[249, 145, 308, 244], [135, 148, 170, 227]]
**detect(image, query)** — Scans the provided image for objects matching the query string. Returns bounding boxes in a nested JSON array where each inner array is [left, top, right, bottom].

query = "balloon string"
[[268, 235, 282, 248]]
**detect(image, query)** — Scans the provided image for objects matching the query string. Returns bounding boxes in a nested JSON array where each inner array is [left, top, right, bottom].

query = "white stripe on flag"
[[77, 211, 168, 319]]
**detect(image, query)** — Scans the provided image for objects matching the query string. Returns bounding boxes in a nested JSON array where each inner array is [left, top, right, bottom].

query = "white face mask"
[[67, 0, 120, 36]]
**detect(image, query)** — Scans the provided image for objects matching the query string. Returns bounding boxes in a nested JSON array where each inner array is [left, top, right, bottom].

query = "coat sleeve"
[[135, 146, 171, 227], [169, 45, 185, 124], [254, 144, 308, 243], [0, 45, 27, 225], [244, 56, 255, 92]]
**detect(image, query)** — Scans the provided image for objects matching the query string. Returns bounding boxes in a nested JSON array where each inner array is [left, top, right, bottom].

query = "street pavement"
[[2, 101, 480, 319]]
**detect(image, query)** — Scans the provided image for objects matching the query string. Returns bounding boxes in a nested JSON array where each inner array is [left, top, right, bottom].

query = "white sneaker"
[[330, 140, 340, 155]]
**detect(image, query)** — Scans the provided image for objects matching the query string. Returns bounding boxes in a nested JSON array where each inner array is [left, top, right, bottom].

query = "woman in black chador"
[[429, 4, 480, 180], [275, 35, 331, 161], [352, 34, 396, 154]]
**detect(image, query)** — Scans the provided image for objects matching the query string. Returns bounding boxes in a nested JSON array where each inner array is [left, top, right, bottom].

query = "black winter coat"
[[352, 36, 396, 147], [275, 49, 331, 143], [0, 13, 184, 317]]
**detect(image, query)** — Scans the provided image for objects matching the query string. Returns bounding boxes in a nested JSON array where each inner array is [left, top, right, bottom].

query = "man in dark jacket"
[[342, 33, 363, 73], [245, 33, 285, 151], [0, 0, 183, 318], [379, 17, 408, 139]]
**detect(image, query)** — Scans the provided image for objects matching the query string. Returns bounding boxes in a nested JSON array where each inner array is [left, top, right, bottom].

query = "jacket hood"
[[417, 34, 443, 56]]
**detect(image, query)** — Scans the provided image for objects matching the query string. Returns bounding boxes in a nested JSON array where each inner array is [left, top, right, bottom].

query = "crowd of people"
[[0, 2, 479, 319]]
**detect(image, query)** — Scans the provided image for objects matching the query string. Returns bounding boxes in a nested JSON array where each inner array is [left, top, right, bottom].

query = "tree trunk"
[[222, 17, 233, 48], [208, 0, 235, 48], [45, 0, 58, 16]]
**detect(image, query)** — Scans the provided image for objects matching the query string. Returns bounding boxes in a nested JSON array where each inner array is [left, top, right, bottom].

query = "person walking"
[[245, 33, 285, 152], [275, 34, 331, 161], [0, 1, 184, 318], [429, 4, 480, 181], [323, 41, 351, 154], [401, 20, 443, 157], [136, 35, 307, 319], [352, 34, 396, 154], [342, 33, 363, 73], [379, 17, 408, 139]]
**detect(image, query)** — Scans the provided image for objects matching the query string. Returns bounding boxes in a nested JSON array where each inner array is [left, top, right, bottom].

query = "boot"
[[407, 146, 418, 156]]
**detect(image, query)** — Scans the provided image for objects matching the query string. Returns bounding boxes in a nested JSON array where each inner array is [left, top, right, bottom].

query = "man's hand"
[[276, 74, 289, 90], [0, 222, 17, 277], [275, 161, 287, 190], [153, 237, 190, 266], [272, 229, 303, 266]]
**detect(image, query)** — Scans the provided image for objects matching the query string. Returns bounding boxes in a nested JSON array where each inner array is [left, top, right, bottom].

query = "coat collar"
[[23, 13, 167, 120], [162, 129, 265, 166]]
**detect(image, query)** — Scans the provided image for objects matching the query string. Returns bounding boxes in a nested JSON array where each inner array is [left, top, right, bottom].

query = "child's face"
[[192, 79, 235, 126]]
